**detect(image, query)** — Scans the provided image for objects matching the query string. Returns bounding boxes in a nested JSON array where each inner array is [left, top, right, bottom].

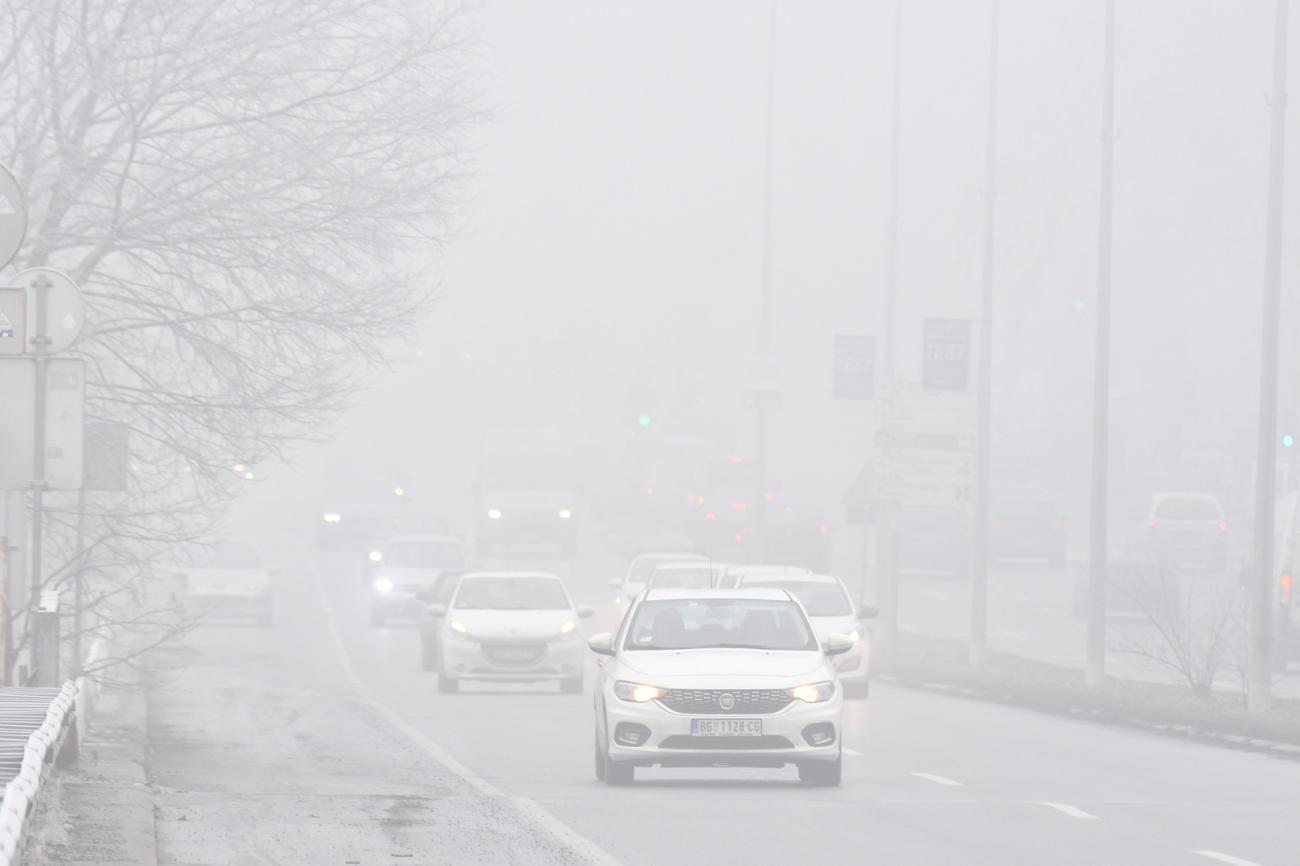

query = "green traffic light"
[[1284, 433, 1295, 448], [637, 414, 652, 428]]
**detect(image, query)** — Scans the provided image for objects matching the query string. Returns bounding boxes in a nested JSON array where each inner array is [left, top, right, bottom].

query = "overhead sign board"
[[0, 288, 24, 355], [0, 164, 27, 271], [872, 380, 976, 507], [833, 334, 874, 400], [922, 318, 971, 392]]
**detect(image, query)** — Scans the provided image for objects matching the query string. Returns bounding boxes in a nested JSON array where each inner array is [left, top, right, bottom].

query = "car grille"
[[482, 643, 546, 665], [658, 689, 792, 715], [659, 735, 794, 750]]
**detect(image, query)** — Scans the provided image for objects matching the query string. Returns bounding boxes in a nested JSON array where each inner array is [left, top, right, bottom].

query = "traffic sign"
[[833, 334, 874, 399], [0, 164, 27, 270], [922, 318, 971, 392], [0, 357, 85, 489], [0, 288, 24, 355], [15, 268, 84, 354]]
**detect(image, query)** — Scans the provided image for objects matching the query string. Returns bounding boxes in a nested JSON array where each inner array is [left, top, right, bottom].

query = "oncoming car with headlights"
[[369, 533, 467, 626], [588, 588, 852, 786], [430, 572, 593, 694]]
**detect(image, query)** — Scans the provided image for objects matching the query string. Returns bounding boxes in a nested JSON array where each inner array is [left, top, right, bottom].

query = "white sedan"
[[589, 587, 852, 787], [431, 572, 593, 694]]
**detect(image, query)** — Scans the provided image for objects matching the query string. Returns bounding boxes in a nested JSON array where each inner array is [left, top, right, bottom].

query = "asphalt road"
[[144, 547, 1300, 866]]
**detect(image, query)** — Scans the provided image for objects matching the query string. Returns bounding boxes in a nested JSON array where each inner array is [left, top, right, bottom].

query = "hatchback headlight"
[[558, 621, 578, 637], [448, 620, 473, 640], [787, 681, 835, 703], [558, 508, 573, 519], [486, 508, 503, 520], [373, 577, 394, 593], [614, 681, 664, 703]]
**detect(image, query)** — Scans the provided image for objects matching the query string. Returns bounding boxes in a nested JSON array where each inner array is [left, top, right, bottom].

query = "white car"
[[607, 552, 708, 626], [177, 540, 275, 626], [715, 563, 812, 588], [735, 573, 876, 698], [644, 560, 731, 592], [589, 587, 852, 787], [431, 572, 593, 694], [369, 533, 467, 626]]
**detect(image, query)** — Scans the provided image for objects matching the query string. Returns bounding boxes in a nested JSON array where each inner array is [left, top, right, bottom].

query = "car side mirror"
[[587, 633, 616, 656], [577, 605, 595, 619], [823, 634, 855, 656], [607, 577, 623, 589], [858, 605, 878, 620], [427, 603, 447, 619]]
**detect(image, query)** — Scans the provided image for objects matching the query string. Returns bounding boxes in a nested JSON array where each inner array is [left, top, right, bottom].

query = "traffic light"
[[637, 414, 652, 428], [1283, 433, 1294, 449]]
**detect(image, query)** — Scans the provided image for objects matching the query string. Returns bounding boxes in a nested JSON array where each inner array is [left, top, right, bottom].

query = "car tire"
[[437, 671, 459, 693], [420, 635, 439, 672], [798, 752, 842, 787], [843, 679, 869, 700], [561, 675, 584, 695]]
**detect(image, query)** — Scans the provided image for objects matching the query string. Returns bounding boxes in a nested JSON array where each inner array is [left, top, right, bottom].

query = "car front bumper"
[[603, 689, 843, 767], [441, 635, 585, 681]]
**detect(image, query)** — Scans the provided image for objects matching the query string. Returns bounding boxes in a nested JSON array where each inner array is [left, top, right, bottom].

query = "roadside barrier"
[[0, 683, 79, 866]]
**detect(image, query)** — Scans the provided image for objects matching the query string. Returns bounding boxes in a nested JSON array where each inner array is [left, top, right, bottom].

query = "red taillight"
[[730, 501, 748, 511], [730, 455, 744, 464], [765, 491, 777, 501], [1282, 573, 1293, 600], [1054, 517, 1066, 530], [818, 523, 829, 535], [1219, 520, 1229, 533], [733, 532, 744, 542], [990, 518, 1002, 530], [686, 494, 696, 503], [645, 488, 655, 496], [705, 511, 716, 521], [1146, 519, 1157, 530]]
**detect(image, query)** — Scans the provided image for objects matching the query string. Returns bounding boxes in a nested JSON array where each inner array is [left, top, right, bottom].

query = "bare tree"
[[0, 0, 479, 671]]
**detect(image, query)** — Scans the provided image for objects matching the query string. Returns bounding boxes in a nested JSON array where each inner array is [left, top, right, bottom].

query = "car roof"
[[458, 571, 561, 580], [738, 572, 841, 586], [633, 551, 706, 562], [642, 587, 793, 602], [719, 564, 811, 574], [651, 560, 722, 572], [385, 533, 461, 544], [1151, 491, 1220, 501]]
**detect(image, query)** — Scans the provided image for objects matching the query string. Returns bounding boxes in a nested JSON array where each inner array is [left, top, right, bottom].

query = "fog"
[[4, 2, 1299, 865]]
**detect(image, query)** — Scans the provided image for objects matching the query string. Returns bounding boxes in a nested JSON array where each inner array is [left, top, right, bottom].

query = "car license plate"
[[491, 647, 538, 661], [691, 718, 762, 736]]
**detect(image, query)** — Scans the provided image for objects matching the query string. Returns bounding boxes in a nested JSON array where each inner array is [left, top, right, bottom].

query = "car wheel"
[[561, 675, 584, 695], [437, 671, 459, 693], [798, 752, 842, 787], [842, 679, 869, 700], [604, 753, 634, 786], [420, 635, 439, 671]]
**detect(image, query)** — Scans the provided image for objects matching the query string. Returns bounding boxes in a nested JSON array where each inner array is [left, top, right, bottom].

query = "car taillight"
[[990, 518, 1001, 530], [731, 501, 748, 511], [705, 511, 716, 521], [1219, 520, 1229, 533], [733, 532, 744, 542], [818, 523, 829, 535], [1146, 519, 1157, 531], [1054, 517, 1066, 530], [1282, 573, 1293, 602]]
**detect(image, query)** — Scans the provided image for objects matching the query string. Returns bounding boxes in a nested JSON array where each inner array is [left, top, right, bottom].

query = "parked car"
[[177, 540, 275, 626], [1141, 492, 1228, 572], [588, 587, 851, 786], [430, 571, 593, 693]]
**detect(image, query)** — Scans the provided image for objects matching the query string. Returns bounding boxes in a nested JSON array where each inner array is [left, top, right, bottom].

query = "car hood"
[[186, 568, 269, 597], [447, 609, 577, 640], [374, 566, 443, 586], [620, 649, 828, 687]]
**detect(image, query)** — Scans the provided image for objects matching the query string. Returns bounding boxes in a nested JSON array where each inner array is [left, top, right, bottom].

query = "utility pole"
[[1087, 0, 1117, 687], [27, 274, 52, 646], [971, 0, 1000, 669], [1251, 0, 1290, 712], [883, 0, 904, 382], [752, 0, 778, 560]]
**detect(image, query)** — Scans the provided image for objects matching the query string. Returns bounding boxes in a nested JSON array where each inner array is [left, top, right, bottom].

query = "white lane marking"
[[910, 772, 962, 787], [315, 582, 624, 866], [1191, 851, 1266, 866], [1033, 801, 1098, 820], [843, 746, 863, 757]]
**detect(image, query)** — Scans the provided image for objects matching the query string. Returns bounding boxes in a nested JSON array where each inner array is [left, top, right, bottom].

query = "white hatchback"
[[589, 587, 852, 786]]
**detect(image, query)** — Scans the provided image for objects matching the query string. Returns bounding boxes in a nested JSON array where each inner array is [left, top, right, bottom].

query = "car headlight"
[[787, 681, 835, 703], [373, 577, 394, 593], [487, 508, 503, 520], [846, 629, 861, 644], [558, 508, 573, 520], [614, 681, 664, 703], [448, 620, 473, 640], [368, 549, 383, 563], [559, 620, 578, 636], [322, 512, 342, 524]]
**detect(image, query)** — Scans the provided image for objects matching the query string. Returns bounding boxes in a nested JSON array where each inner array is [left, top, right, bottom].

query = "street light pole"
[[883, 0, 904, 382], [971, 0, 1001, 669], [1087, 0, 1117, 687], [28, 275, 52, 635], [1250, 0, 1290, 712]]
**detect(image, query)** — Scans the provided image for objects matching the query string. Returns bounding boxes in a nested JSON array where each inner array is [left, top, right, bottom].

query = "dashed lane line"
[[1033, 801, 1099, 820], [315, 580, 625, 866], [1191, 851, 1265, 866], [909, 772, 962, 787]]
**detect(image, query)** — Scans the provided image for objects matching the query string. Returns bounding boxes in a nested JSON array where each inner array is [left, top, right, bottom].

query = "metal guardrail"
[[0, 682, 78, 866]]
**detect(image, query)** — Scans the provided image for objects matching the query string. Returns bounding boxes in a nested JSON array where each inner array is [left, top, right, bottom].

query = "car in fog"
[[588, 587, 851, 786], [418, 571, 470, 670], [643, 560, 730, 592], [990, 495, 1067, 566], [715, 563, 812, 588], [429, 571, 593, 693], [369, 533, 468, 626], [734, 572, 876, 698], [176, 540, 275, 626], [610, 551, 707, 610], [1141, 492, 1228, 571], [476, 431, 582, 556]]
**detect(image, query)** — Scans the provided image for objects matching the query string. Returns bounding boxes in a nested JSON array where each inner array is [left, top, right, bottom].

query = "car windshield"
[[453, 576, 569, 610], [628, 556, 696, 584], [646, 566, 715, 590], [1154, 497, 1221, 520], [741, 580, 851, 616], [384, 540, 464, 569], [624, 598, 817, 651]]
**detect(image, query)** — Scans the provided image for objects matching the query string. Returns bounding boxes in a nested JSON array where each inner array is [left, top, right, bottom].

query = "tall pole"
[[883, 0, 904, 381], [1087, 0, 1117, 687], [28, 275, 51, 657], [971, 0, 1000, 668], [1251, 0, 1290, 712], [757, 0, 777, 357]]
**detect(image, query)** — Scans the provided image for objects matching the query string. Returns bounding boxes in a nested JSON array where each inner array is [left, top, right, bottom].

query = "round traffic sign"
[[0, 163, 27, 270], [15, 267, 84, 354]]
